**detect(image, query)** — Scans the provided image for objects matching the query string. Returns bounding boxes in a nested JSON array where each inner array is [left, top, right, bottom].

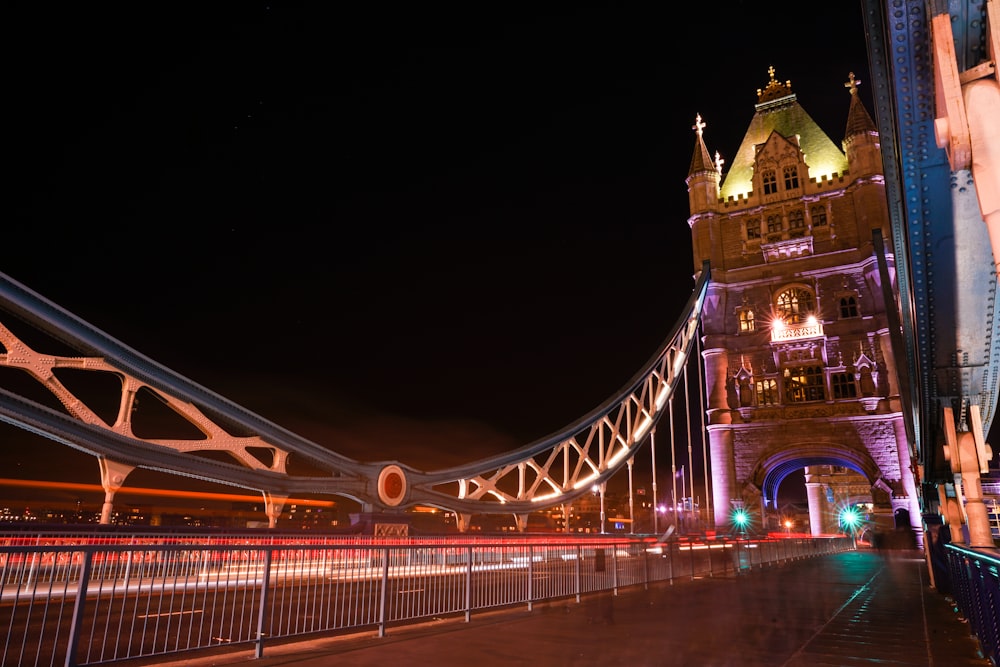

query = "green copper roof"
[[718, 83, 849, 201]]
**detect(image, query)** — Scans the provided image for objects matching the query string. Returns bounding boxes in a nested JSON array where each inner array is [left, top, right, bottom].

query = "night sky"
[[4, 3, 873, 505]]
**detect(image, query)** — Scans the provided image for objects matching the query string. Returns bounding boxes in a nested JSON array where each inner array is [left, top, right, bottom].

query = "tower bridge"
[[0, 1, 999, 664], [0, 0, 997, 564]]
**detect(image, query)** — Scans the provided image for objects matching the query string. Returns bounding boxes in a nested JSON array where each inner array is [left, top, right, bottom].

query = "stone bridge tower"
[[687, 69, 921, 543]]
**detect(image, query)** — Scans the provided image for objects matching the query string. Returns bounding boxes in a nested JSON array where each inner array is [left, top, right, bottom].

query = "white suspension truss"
[[0, 265, 709, 517]]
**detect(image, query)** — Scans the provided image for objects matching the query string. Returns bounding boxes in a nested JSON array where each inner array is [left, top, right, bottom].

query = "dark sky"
[[3, 3, 873, 502]]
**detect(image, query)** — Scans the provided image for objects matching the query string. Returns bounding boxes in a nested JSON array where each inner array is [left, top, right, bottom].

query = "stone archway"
[[714, 416, 922, 544], [743, 443, 888, 536]]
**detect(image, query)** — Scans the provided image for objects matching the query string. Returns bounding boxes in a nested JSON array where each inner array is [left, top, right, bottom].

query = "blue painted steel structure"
[[862, 0, 999, 492]]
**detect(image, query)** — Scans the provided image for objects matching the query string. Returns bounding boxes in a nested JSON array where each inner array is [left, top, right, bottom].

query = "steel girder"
[[0, 265, 709, 517], [862, 0, 1000, 483]]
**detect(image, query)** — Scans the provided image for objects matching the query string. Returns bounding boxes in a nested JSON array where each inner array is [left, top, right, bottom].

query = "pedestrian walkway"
[[147, 550, 987, 667]]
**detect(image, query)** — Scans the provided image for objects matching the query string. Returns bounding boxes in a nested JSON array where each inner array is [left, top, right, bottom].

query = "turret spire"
[[688, 113, 717, 176], [686, 113, 721, 213], [843, 72, 877, 137]]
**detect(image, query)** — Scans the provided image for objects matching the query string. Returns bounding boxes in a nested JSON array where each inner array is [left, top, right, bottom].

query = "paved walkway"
[[146, 550, 987, 667]]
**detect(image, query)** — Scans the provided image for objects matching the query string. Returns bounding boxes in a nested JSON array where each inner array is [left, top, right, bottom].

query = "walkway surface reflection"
[[148, 550, 986, 667]]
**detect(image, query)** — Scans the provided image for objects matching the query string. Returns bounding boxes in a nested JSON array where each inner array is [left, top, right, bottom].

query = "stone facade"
[[688, 70, 921, 541]]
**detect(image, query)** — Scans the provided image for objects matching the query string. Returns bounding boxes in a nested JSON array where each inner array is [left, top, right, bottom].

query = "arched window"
[[788, 209, 805, 229], [762, 170, 777, 195], [767, 214, 782, 234], [745, 218, 761, 239], [810, 204, 827, 226], [738, 308, 755, 332], [839, 295, 859, 318], [775, 287, 815, 324], [783, 166, 799, 190], [831, 372, 857, 398]]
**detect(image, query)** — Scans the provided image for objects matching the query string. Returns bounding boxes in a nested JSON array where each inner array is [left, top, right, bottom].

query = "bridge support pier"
[[707, 425, 736, 528], [942, 406, 994, 547], [98, 458, 135, 525], [892, 415, 924, 547]]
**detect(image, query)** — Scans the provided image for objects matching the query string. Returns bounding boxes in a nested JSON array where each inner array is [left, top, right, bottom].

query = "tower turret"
[[686, 113, 721, 214], [842, 72, 882, 177]]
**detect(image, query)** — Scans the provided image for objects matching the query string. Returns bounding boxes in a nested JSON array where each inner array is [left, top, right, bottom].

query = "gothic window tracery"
[[767, 214, 783, 234], [783, 165, 799, 190], [746, 217, 761, 239], [831, 371, 858, 398], [784, 365, 825, 402], [810, 204, 827, 226], [775, 286, 815, 324], [839, 295, 859, 318], [738, 308, 755, 332], [762, 170, 777, 195], [788, 209, 805, 230]]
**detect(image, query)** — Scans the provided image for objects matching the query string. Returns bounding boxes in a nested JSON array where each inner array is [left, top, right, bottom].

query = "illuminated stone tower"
[[688, 69, 921, 542]]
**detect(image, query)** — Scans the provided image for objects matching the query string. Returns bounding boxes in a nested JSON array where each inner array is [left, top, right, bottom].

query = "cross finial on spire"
[[714, 150, 724, 174], [845, 72, 861, 96], [692, 113, 706, 137], [768, 65, 776, 82]]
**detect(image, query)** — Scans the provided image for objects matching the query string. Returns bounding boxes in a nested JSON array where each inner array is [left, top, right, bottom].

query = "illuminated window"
[[746, 218, 761, 239], [755, 378, 779, 405], [738, 308, 755, 332], [839, 295, 859, 318], [767, 214, 782, 234], [775, 287, 815, 324], [788, 209, 805, 230], [784, 365, 825, 402], [762, 170, 777, 195], [831, 372, 858, 398], [783, 166, 800, 189], [810, 204, 827, 226]]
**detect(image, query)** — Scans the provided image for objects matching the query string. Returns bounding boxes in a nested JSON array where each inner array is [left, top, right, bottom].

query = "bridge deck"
[[148, 550, 985, 667]]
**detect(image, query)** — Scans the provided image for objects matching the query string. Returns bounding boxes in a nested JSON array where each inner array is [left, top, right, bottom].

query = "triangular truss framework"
[[0, 265, 709, 520]]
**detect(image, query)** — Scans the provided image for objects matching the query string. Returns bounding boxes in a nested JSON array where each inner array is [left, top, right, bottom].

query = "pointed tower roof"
[[687, 113, 717, 177], [719, 67, 850, 201], [843, 72, 877, 137]]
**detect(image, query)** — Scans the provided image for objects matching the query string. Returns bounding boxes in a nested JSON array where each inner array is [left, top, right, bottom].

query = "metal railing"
[[945, 543, 1000, 666], [0, 532, 852, 666]]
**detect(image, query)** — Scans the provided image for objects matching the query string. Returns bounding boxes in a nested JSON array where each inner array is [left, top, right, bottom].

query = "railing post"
[[611, 545, 618, 595], [527, 545, 534, 611], [254, 548, 273, 659], [465, 546, 472, 622], [378, 547, 390, 638], [668, 540, 675, 584], [575, 545, 582, 602], [643, 543, 649, 589], [65, 548, 93, 667]]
